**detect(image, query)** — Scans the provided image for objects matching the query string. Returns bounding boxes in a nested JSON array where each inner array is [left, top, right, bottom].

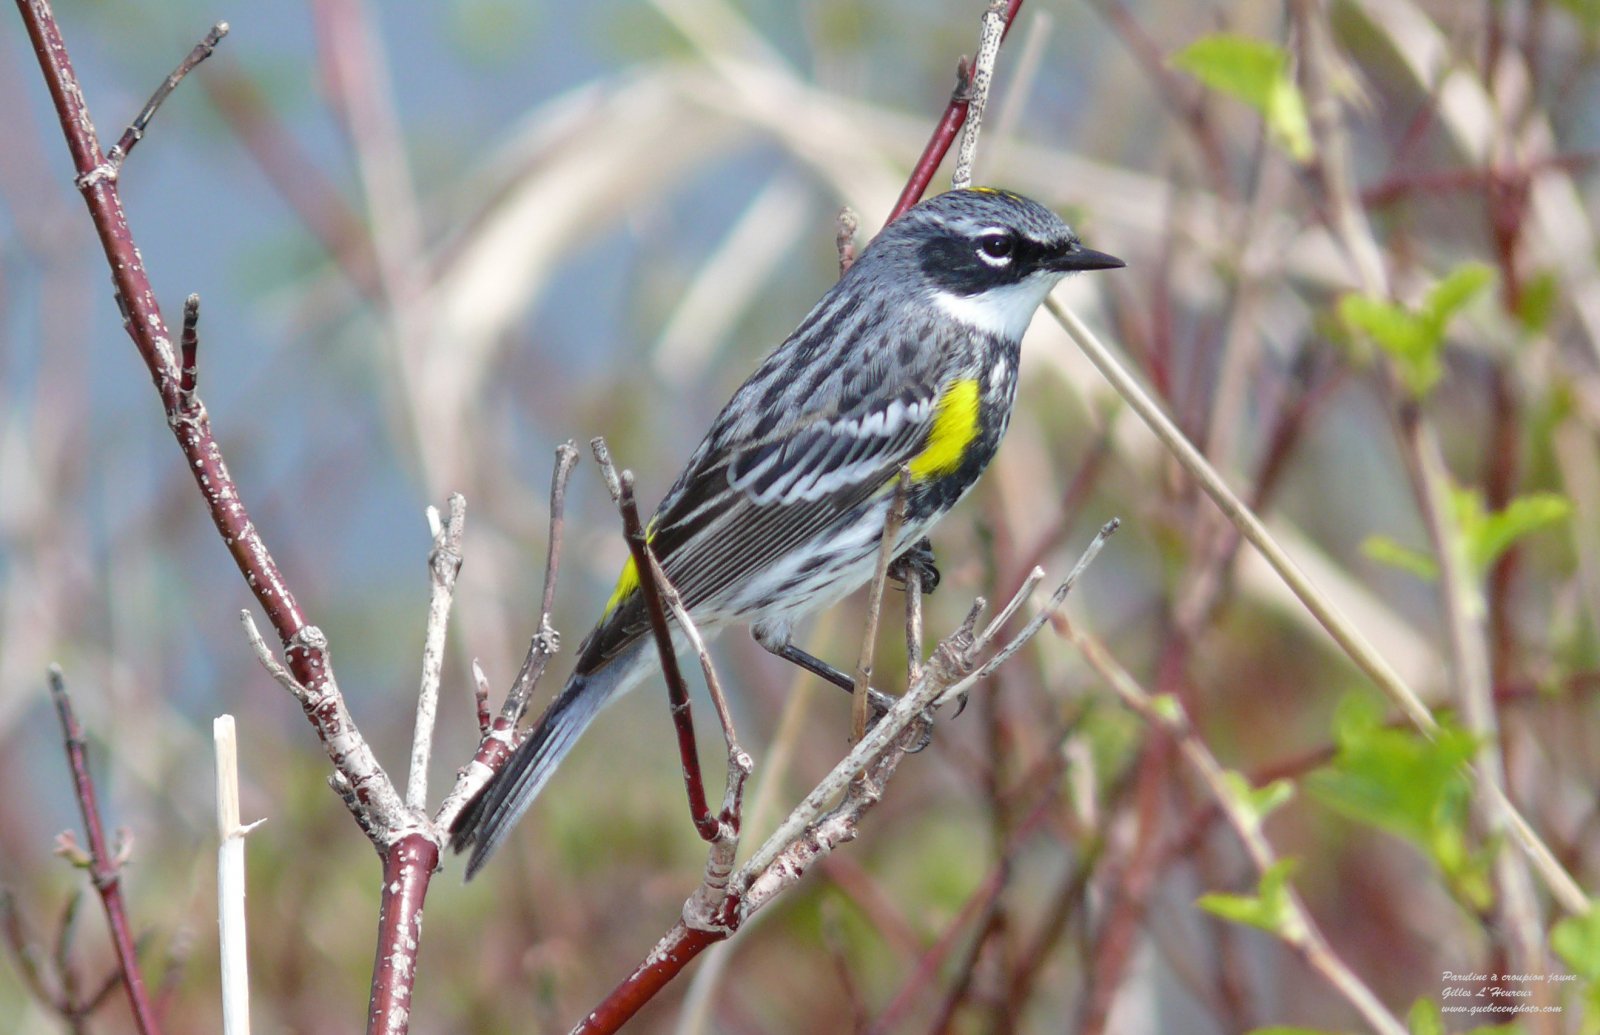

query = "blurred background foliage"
[[3, 0, 1600, 1032]]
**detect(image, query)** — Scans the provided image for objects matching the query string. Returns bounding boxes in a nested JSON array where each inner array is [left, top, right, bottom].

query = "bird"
[[451, 187, 1122, 877]]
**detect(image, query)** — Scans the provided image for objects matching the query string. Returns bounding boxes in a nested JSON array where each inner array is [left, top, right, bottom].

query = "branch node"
[[239, 611, 311, 705]]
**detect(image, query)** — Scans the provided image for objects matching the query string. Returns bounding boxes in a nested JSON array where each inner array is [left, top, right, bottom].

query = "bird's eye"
[[977, 233, 1014, 262]]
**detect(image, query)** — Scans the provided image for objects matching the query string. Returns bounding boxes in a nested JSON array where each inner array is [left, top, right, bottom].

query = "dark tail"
[[451, 668, 611, 879]]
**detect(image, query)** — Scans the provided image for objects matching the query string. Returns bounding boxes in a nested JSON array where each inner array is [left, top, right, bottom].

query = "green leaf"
[[1515, 271, 1559, 335], [1553, 906, 1600, 1022], [1172, 34, 1313, 161], [1361, 535, 1439, 580], [1450, 488, 1571, 573], [1307, 696, 1492, 909], [1553, 0, 1600, 34], [1197, 858, 1304, 938], [1426, 263, 1496, 324], [1337, 263, 1496, 397], [1220, 770, 1295, 831], [1553, 905, 1600, 981], [1408, 998, 1444, 1035]]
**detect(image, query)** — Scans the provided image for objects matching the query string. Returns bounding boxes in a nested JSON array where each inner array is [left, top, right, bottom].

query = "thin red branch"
[[15, 0, 316, 692], [885, 0, 1025, 224], [47, 668, 162, 1035], [572, 924, 725, 1035], [14, 9, 439, 1035], [618, 470, 718, 841]]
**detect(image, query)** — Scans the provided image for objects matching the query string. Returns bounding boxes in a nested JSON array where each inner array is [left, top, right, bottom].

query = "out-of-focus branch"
[[1065, 627, 1407, 1035], [1292, 0, 1561, 966], [1042, 292, 1589, 917], [47, 666, 162, 1035]]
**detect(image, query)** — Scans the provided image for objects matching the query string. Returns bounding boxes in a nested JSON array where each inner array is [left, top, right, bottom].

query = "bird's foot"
[[889, 536, 940, 594]]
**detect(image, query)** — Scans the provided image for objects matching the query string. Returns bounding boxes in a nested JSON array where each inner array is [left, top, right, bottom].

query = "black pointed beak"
[[1050, 244, 1125, 272]]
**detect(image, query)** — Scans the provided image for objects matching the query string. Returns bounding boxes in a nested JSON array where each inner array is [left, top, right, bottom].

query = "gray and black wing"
[[572, 370, 948, 673]]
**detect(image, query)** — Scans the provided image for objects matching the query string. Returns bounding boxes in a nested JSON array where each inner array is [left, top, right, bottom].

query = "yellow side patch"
[[909, 378, 981, 480], [602, 555, 640, 618], [601, 520, 656, 618]]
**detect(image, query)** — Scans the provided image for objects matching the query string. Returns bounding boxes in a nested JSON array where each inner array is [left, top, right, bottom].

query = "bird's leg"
[[753, 629, 933, 751], [888, 536, 940, 594], [889, 535, 966, 718]]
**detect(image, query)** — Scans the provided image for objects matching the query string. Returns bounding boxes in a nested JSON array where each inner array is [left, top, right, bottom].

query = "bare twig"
[[407, 493, 465, 810], [434, 443, 576, 833], [470, 660, 492, 737], [591, 436, 719, 841], [501, 442, 579, 726], [366, 834, 439, 1035], [579, 524, 1117, 1034], [886, 0, 1027, 222], [15, 0, 410, 839], [853, 469, 911, 741], [106, 22, 228, 169], [950, 1, 1009, 189], [903, 565, 924, 688], [47, 666, 162, 1035]]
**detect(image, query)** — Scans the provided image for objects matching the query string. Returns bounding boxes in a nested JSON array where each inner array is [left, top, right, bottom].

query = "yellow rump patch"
[[909, 378, 981, 480], [603, 555, 639, 618], [601, 520, 656, 618]]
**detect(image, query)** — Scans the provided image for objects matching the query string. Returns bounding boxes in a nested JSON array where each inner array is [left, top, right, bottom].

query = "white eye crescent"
[[977, 232, 1014, 266]]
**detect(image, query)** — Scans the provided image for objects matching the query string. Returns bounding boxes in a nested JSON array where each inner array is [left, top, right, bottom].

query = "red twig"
[[573, 925, 725, 1035], [617, 470, 718, 841], [366, 834, 440, 1035], [14, 8, 438, 1034], [884, 0, 1026, 224], [47, 667, 163, 1035], [15, 0, 327, 726]]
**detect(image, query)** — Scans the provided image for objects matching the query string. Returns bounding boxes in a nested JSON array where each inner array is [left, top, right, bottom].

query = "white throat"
[[931, 274, 1063, 341]]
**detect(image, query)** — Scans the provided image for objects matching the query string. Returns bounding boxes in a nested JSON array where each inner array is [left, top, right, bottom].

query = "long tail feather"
[[451, 668, 612, 879]]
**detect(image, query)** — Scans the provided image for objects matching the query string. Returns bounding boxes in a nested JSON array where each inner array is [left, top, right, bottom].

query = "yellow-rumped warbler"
[[453, 188, 1121, 876]]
